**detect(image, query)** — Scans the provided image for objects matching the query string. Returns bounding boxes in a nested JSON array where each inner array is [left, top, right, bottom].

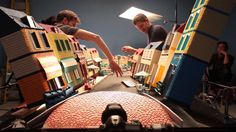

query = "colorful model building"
[[75, 44, 89, 79], [151, 24, 185, 87], [39, 24, 83, 89], [89, 48, 102, 70], [130, 48, 144, 77], [0, 7, 66, 107], [67, 35, 86, 84], [164, 0, 234, 106], [139, 41, 163, 84], [80, 45, 97, 77], [120, 56, 130, 70]]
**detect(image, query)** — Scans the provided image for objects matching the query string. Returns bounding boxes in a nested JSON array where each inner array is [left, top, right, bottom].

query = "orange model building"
[[0, 7, 66, 107]]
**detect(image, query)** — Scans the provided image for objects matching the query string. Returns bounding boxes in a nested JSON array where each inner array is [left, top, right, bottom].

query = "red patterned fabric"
[[44, 91, 173, 128]]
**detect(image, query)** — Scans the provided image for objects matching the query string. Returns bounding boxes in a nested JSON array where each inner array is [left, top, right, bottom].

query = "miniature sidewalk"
[[77, 75, 109, 94]]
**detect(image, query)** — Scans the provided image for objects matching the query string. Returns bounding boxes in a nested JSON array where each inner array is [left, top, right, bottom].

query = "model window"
[[143, 51, 147, 59], [185, 15, 193, 30], [163, 33, 174, 50], [55, 40, 62, 51], [58, 76, 65, 86], [139, 64, 144, 71], [77, 44, 80, 50], [145, 65, 149, 72], [74, 43, 77, 50], [74, 69, 80, 79], [190, 10, 200, 28], [143, 51, 146, 59], [200, 0, 205, 5], [72, 37, 77, 41], [48, 79, 57, 91], [30, 32, 41, 49], [181, 35, 190, 51], [193, 0, 200, 9], [77, 43, 81, 50], [40, 32, 50, 48], [145, 51, 148, 59], [60, 40, 66, 51], [148, 50, 152, 59], [177, 36, 185, 51], [55, 76, 65, 88], [146, 51, 149, 59], [65, 40, 71, 51], [88, 68, 93, 72], [65, 72, 72, 83]]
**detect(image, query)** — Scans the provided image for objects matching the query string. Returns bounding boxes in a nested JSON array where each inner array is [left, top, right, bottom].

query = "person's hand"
[[121, 46, 136, 54], [109, 59, 123, 77], [220, 50, 227, 56]]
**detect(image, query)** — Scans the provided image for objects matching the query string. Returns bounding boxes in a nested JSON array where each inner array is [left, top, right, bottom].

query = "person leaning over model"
[[121, 13, 167, 54], [54, 10, 123, 77]]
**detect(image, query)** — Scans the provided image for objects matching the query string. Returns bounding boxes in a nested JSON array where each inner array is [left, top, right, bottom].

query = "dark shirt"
[[55, 23, 78, 35], [148, 25, 167, 50], [148, 25, 167, 43], [208, 53, 234, 84]]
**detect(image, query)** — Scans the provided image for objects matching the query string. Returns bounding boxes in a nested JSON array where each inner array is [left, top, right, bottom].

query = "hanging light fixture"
[[119, 6, 162, 22]]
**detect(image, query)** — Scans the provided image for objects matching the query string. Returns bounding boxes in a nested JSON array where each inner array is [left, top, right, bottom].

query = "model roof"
[[145, 41, 164, 50], [0, 6, 43, 37]]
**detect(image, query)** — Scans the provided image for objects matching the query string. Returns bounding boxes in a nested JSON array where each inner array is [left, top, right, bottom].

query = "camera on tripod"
[[99, 103, 143, 132], [99, 103, 172, 132]]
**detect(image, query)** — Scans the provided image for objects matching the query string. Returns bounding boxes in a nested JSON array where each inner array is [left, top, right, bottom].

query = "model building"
[[152, 24, 185, 87], [67, 35, 86, 85], [0, 0, 235, 130], [164, 0, 234, 106], [39, 24, 82, 89], [130, 48, 144, 77], [139, 41, 163, 84], [0, 7, 65, 107], [89, 48, 102, 71]]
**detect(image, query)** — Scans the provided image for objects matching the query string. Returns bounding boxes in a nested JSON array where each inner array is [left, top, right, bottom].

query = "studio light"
[[119, 6, 162, 22]]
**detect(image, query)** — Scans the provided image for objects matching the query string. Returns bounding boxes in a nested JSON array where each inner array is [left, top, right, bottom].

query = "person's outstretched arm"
[[73, 29, 123, 77]]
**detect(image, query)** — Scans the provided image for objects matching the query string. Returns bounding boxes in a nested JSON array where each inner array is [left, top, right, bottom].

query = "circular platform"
[[44, 91, 173, 128]]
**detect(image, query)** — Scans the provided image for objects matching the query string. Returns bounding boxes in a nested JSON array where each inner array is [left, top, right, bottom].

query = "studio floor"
[[1, 72, 236, 129]]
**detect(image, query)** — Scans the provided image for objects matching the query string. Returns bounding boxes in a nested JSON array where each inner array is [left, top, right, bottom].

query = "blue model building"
[[164, 0, 235, 106]]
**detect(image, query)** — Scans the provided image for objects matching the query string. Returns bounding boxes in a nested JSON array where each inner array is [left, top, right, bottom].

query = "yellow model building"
[[151, 24, 185, 87], [139, 41, 163, 84], [40, 24, 82, 89]]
